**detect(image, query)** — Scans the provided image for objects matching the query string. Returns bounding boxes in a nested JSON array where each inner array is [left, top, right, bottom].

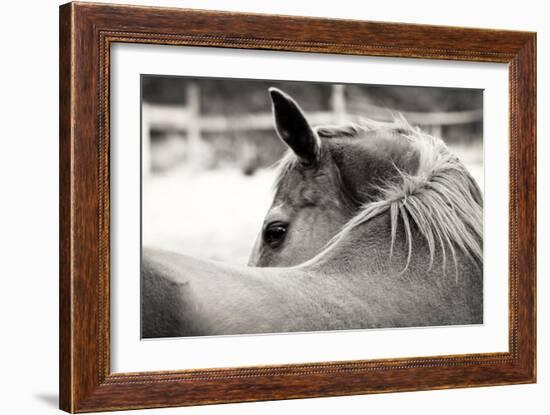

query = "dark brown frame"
[[59, 2, 536, 412]]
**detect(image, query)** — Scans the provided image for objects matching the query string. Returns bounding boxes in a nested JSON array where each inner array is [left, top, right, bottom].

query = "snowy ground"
[[142, 144, 483, 265], [143, 168, 275, 265]]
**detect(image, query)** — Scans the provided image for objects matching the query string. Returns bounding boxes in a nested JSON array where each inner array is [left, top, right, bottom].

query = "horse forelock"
[[272, 150, 298, 193], [272, 119, 410, 198]]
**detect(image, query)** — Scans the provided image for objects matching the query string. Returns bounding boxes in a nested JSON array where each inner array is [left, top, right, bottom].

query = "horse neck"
[[301, 212, 394, 276], [292, 205, 483, 329], [300, 207, 481, 285]]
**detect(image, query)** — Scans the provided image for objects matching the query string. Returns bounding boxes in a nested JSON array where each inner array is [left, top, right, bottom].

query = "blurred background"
[[141, 76, 483, 264]]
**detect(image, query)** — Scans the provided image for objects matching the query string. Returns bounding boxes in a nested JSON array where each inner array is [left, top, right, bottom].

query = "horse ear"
[[269, 87, 320, 165]]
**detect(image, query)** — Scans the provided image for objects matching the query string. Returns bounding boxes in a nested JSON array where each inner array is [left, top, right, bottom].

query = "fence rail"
[[142, 84, 482, 174]]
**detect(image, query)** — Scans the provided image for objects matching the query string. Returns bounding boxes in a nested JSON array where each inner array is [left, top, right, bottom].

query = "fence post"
[[428, 124, 443, 138], [331, 84, 347, 123], [141, 102, 151, 177], [186, 82, 206, 168]]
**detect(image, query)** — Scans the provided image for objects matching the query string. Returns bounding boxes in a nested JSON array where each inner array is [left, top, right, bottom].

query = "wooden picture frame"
[[59, 2, 536, 412]]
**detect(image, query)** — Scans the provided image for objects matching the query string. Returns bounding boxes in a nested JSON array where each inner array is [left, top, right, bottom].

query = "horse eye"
[[263, 222, 288, 248]]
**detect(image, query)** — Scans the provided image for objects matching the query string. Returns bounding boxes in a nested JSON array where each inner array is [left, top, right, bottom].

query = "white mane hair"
[[323, 117, 484, 277]]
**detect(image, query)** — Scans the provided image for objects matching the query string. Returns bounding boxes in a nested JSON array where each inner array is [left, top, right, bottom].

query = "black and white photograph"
[[141, 76, 484, 339], [3, 0, 544, 413]]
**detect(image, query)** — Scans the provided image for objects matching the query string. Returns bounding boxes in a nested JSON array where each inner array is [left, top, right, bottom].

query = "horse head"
[[249, 88, 420, 267]]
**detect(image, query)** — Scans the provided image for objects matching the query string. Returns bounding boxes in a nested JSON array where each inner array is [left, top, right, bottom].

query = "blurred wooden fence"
[[142, 84, 482, 174]]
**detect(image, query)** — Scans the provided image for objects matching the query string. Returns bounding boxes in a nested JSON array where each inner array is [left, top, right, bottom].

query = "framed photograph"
[[59, 2, 536, 412]]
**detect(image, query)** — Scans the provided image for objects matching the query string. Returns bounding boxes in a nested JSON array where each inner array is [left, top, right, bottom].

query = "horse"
[[141, 87, 483, 338]]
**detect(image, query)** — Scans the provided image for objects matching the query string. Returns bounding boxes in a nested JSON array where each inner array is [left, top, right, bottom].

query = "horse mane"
[[275, 117, 483, 277]]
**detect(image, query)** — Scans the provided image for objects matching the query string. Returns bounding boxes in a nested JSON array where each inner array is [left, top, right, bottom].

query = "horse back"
[[141, 249, 202, 338]]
